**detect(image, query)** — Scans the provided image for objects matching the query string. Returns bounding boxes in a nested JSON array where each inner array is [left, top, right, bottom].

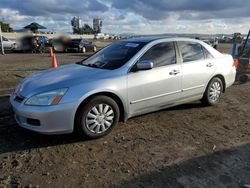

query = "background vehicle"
[[15, 35, 52, 53], [94, 33, 105, 39], [202, 40, 213, 47], [0, 36, 17, 50], [10, 37, 236, 139], [52, 38, 97, 53], [201, 39, 219, 49]]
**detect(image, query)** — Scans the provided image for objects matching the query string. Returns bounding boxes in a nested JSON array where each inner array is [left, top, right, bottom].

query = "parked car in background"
[[202, 40, 213, 47], [0, 36, 17, 50], [10, 37, 236, 139], [52, 38, 97, 53], [66, 39, 97, 53], [15, 35, 52, 53], [94, 33, 105, 39], [201, 39, 219, 49]]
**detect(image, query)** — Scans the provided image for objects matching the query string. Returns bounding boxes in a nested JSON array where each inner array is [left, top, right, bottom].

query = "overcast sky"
[[0, 0, 249, 34]]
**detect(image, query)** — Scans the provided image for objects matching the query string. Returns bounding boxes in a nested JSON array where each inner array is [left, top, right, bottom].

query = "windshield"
[[72, 39, 81, 42], [80, 41, 146, 70]]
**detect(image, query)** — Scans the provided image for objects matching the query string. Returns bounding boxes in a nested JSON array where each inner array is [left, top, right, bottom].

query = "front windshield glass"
[[80, 41, 146, 70], [72, 39, 81, 42]]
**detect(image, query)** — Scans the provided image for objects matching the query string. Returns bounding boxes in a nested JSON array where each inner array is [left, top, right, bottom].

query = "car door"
[[2, 37, 11, 48], [82, 40, 91, 50], [127, 42, 182, 116], [178, 41, 216, 99]]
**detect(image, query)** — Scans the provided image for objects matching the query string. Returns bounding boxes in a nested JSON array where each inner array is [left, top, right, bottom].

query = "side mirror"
[[137, 60, 153, 70]]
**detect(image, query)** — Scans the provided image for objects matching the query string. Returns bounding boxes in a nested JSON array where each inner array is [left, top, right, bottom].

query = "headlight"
[[25, 88, 68, 106]]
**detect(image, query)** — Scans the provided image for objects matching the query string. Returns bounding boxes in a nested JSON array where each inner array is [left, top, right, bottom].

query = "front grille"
[[14, 95, 25, 103]]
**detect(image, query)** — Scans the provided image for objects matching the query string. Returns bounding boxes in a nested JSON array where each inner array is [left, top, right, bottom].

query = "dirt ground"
[[0, 43, 250, 188]]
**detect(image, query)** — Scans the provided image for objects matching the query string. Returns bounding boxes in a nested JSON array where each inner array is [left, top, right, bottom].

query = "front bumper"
[[10, 94, 77, 135]]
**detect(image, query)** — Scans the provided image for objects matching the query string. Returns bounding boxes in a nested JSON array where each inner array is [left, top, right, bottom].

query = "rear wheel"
[[202, 77, 223, 106], [75, 96, 120, 138], [81, 47, 86, 53]]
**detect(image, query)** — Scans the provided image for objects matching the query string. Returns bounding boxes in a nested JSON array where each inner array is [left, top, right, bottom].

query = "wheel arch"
[[74, 92, 127, 130]]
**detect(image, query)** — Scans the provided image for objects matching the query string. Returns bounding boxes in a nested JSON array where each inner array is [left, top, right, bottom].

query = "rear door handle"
[[169, 70, 180, 75], [206, 62, 214, 67]]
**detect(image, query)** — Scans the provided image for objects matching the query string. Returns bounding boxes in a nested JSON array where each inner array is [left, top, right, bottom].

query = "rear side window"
[[140, 42, 176, 67], [202, 47, 214, 59], [179, 42, 204, 62]]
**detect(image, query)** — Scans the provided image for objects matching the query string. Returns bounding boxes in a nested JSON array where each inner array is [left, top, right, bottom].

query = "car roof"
[[122, 36, 199, 43], [123, 36, 170, 43]]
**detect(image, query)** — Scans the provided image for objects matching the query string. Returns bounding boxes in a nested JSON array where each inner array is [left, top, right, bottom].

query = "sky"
[[0, 0, 250, 34]]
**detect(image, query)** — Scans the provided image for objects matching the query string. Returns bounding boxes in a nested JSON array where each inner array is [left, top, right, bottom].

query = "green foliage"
[[71, 17, 94, 34], [0, 21, 13, 32]]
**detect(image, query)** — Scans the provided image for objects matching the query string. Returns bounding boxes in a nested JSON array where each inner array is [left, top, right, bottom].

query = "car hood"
[[3, 40, 16, 44], [18, 64, 110, 97]]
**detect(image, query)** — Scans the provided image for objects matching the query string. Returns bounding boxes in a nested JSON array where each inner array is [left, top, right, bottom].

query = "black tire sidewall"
[[76, 96, 120, 138], [204, 77, 223, 105]]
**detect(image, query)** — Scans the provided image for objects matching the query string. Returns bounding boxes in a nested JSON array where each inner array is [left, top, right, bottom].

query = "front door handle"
[[169, 70, 180, 75], [206, 62, 214, 67]]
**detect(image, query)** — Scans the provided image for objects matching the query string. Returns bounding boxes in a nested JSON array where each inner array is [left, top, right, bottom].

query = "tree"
[[0, 21, 13, 32], [71, 17, 80, 34], [70, 17, 94, 34], [80, 24, 94, 34]]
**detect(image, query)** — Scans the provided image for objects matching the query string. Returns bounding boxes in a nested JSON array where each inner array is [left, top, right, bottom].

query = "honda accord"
[[10, 37, 236, 138]]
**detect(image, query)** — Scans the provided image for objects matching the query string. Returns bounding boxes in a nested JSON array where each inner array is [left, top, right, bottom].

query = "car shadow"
[[0, 96, 209, 154], [119, 143, 250, 188], [166, 101, 206, 111]]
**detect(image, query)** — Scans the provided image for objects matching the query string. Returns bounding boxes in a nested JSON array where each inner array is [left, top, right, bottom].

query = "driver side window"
[[2, 37, 8, 41], [140, 42, 176, 68]]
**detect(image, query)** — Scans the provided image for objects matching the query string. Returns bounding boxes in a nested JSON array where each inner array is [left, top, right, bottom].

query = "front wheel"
[[75, 96, 120, 138], [202, 77, 223, 106]]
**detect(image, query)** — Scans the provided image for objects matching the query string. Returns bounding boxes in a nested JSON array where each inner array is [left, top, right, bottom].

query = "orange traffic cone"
[[51, 53, 58, 68], [49, 47, 53, 57]]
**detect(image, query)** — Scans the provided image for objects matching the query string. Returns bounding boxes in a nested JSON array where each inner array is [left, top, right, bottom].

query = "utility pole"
[[0, 23, 4, 55]]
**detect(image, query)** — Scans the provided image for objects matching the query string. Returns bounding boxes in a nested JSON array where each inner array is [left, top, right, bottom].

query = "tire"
[[53, 45, 63, 52], [81, 47, 86, 53], [75, 96, 120, 139], [202, 77, 223, 106]]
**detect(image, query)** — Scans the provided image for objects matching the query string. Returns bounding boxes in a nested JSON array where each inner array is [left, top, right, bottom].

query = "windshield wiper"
[[86, 63, 100, 68], [76, 62, 101, 68]]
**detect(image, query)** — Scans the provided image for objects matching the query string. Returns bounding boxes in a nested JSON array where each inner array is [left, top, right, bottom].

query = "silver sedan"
[[10, 37, 236, 138]]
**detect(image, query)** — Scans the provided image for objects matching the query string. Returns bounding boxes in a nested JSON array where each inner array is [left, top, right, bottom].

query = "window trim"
[[129, 41, 178, 73], [202, 46, 214, 59], [2, 37, 8, 41], [177, 41, 206, 63]]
